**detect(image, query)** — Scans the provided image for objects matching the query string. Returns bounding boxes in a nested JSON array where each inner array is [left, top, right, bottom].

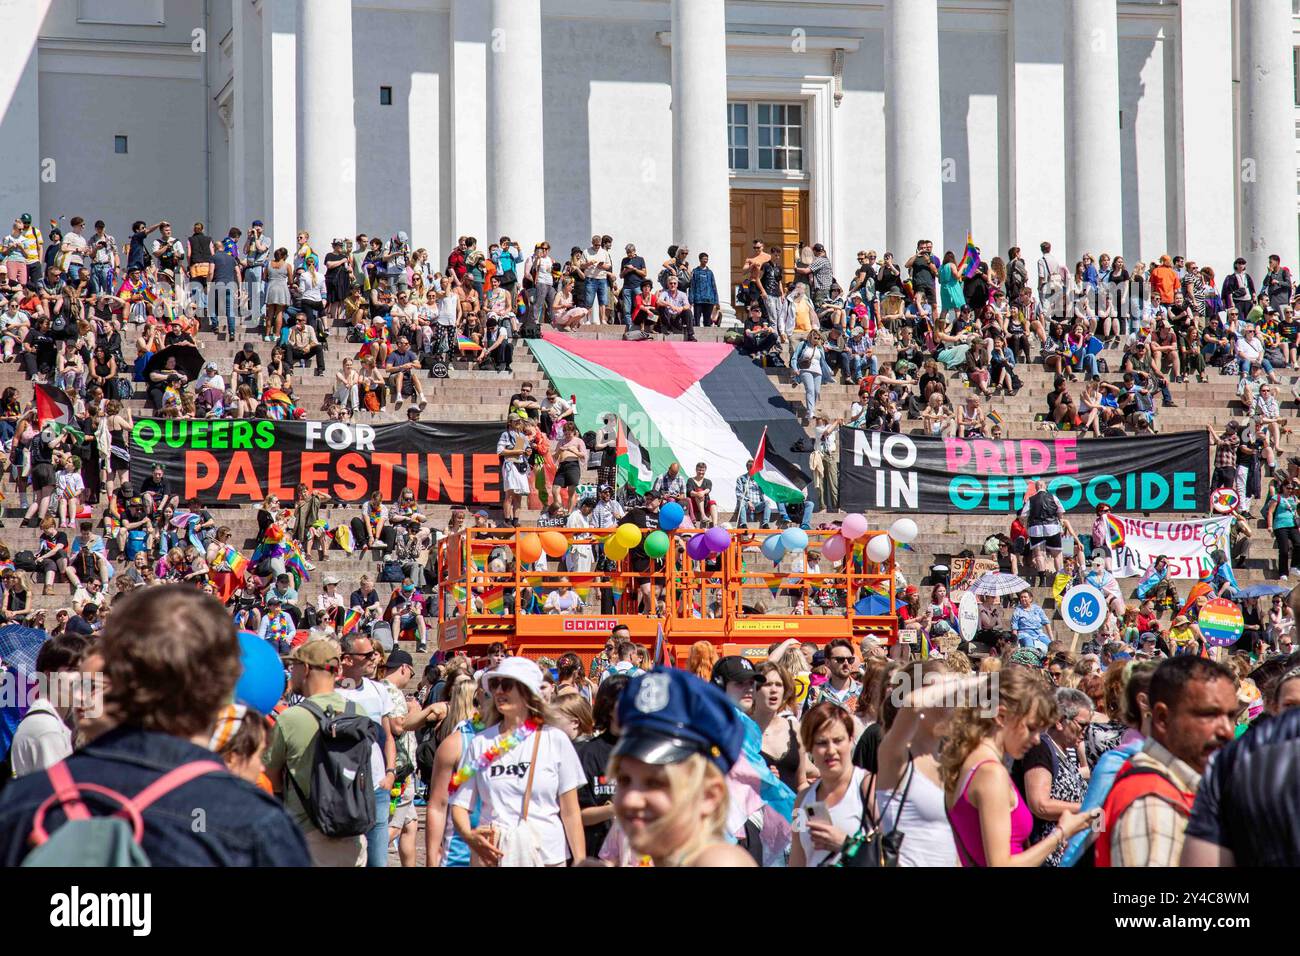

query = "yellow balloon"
[[604, 539, 629, 561], [615, 523, 642, 549]]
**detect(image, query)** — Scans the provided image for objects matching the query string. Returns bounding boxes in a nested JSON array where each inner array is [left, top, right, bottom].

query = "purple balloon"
[[686, 533, 711, 561], [703, 526, 732, 554]]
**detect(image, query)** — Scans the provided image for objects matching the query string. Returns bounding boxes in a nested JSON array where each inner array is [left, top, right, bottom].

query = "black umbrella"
[[144, 344, 206, 382]]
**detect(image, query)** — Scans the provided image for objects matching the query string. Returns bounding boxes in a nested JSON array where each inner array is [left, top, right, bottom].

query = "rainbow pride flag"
[[457, 336, 482, 352], [341, 608, 363, 636], [958, 232, 981, 279]]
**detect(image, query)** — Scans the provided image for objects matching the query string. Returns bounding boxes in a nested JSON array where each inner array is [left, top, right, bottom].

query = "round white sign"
[[958, 590, 980, 641], [1060, 583, 1107, 635]]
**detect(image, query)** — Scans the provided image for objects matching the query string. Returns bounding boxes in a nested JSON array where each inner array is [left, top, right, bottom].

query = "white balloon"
[[889, 517, 918, 545], [865, 534, 893, 563]]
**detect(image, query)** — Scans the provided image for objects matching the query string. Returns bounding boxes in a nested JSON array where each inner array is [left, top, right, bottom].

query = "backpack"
[[286, 699, 379, 838], [23, 759, 225, 866], [13, 550, 37, 572]]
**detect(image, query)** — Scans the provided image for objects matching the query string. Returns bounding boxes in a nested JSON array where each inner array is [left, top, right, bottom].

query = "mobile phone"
[[806, 800, 828, 824], [1089, 809, 1104, 833]]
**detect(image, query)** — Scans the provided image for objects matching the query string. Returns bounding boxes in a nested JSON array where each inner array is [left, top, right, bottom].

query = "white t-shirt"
[[449, 723, 584, 865], [9, 698, 73, 778], [337, 676, 402, 787]]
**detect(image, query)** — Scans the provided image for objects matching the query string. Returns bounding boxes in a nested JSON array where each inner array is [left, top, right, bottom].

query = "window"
[[727, 101, 804, 174], [728, 103, 749, 170], [380, 86, 393, 106], [114, 136, 128, 154]]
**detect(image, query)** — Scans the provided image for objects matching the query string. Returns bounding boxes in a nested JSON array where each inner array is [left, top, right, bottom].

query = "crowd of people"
[[0, 204, 1299, 871]]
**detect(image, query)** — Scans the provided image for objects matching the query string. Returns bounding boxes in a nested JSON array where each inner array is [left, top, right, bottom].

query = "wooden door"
[[729, 187, 809, 292]]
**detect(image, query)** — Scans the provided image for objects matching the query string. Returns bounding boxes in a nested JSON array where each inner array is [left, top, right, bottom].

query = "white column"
[[486, 0, 545, 245], [0, 1, 49, 223], [1175, 0, 1234, 269], [231, 0, 264, 229], [884, 0, 943, 255], [450, 0, 488, 243], [1066, 0, 1122, 259], [1008, 0, 1066, 258], [298, 0, 356, 245], [261, 0, 297, 251], [670, 0, 731, 293], [1240, 0, 1299, 278]]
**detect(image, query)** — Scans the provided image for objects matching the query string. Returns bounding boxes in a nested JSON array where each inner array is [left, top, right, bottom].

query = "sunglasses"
[[828, 655, 854, 664], [487, 677, 520, 694]]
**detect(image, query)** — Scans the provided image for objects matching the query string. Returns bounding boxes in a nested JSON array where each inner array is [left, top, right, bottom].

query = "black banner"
[[837, 429, 1209, 515], [128, 419, 507, 505]]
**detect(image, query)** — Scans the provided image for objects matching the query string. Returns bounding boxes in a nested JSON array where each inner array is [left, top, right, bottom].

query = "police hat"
[[613, 668, 744, 773]]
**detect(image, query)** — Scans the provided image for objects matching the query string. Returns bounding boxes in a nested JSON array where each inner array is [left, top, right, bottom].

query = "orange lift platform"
[[435, 527, 900, 664]]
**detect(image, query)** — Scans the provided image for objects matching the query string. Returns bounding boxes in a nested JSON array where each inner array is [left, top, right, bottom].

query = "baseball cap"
[[480, 656, 544, 698], [474, 509, 490, 517], [385, 648, 414, 670], [284, 640, 340, 667], [613, 669, 745, 773], [20, 213, 31, 224], [710, 655, 757, 688], [251, 219, 264, 227], [322, 574, 340, 585]]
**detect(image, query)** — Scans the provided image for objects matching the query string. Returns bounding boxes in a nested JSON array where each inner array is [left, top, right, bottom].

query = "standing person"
[[576, 674, 630, 859], [806, 639, 861, 711], [380, 648, 421, 867], [263, 247, 291, 342], [789, 702, 870, 867], [264, 639, 370, 866], [242, 220, 270, 326], [1264, 477, 1300, 580], [940, 669, 1097, 866], [497, 417, 531, 526], [688, 252, 720, 334], [0, 585, 311, 866], [527, 242, 556, 327], [1011, 687, 1094, 867], [5, 633, 89, 778], [813, 416, 840, 511], [606, 669, 755, 867], [792, 330, 831, 424], [753, 663, 806, 794], [619, 243, 647, 326], [1019, 480, 1080, 582], [336, 632, 403, 868], [1098, 656, 1236, 867], [450, 658, 587, 866]]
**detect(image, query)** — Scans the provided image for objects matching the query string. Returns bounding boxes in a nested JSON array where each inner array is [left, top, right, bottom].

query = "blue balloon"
[[235, 630, 287, 715], [780, 527, 809, 552], [658, 501, 685, 531], [761, 535, 786, 562]]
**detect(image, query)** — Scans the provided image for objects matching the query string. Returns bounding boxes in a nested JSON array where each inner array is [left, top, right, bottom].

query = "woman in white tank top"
[[873, 661, 960, 866], [790, 704, 871, 867]]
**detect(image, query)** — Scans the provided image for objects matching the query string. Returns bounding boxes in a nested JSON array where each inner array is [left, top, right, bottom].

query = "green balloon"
[[643, 529, 670, 558]]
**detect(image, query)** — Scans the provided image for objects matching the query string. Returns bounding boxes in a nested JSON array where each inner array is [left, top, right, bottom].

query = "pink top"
[[947, 759, 1033, 867]]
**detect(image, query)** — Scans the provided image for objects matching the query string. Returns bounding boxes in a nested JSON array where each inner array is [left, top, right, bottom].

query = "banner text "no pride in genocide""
[[130, 419, 506, 505], [837, 429, 1208, 514]]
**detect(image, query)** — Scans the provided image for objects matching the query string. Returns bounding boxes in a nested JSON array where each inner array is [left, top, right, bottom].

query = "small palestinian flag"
[[35, 383, 73, 426], [615, 415, 653, 494]]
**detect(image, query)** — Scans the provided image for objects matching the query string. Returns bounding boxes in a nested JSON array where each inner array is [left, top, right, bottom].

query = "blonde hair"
[[555, 695, 594, 736], [945, 651, 972, 675], [609, 752, 729, 859], [938, 667, 1056, 794]]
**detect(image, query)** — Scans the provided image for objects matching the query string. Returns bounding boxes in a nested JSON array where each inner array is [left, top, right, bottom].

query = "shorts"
[[1029, 533, 1063, 553], [32, 462, 55, 491], [554, 460, 581, 488], [390, 798, 417, 831]]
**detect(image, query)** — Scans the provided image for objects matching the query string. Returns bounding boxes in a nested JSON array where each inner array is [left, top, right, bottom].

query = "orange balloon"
[[540, 530, 568, 558], [518, 532, 543, 564]]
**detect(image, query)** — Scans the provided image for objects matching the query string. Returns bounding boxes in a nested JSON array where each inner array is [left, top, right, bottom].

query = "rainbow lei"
[[448, 718, 540, 793]]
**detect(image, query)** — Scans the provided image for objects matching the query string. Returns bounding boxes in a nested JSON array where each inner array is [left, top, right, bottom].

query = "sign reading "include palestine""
[[130, 419, 507, 504], [837, 429, 1208, 515]]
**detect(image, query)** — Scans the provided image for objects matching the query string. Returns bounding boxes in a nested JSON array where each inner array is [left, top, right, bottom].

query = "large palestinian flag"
[[528, 331, 810, 509]]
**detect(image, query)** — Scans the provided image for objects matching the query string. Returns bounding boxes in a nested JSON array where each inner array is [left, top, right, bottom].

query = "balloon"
[[686, 533, 711, 561], [235, 630, 286, 714], [760, 534, 786, 563], [703, 526, 732, 554], [821, 534, 847, 562], [603, 538, 629, 561], [889, 517, 919, 545], [840, 513, 869, 541], [615, 523, 642, 549], [780, 527, 809, 552], [644, 530, 670, 558], [518, 532, 543, 564], [539, 530, 568, 559], [658, 501, 685, 531], [865, 534, 893, 564]]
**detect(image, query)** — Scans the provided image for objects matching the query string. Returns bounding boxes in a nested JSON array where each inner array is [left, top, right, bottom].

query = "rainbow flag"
[[341, 608, 363, 636], [222, 545, 248, 576], [457, 336, 482, 352], [958, 232, 981, 279], [987, 410, 1003, 428]]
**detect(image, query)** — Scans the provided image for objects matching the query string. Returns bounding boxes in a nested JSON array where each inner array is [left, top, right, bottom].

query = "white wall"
[[835, 30, 887, 261], [939, 27, 1006, 259], [1120, 32, 1172, 263]]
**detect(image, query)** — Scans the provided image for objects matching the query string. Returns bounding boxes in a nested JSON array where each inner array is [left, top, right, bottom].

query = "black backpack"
[[286, 699, 379, 838], [13, 550, 37, 572]]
